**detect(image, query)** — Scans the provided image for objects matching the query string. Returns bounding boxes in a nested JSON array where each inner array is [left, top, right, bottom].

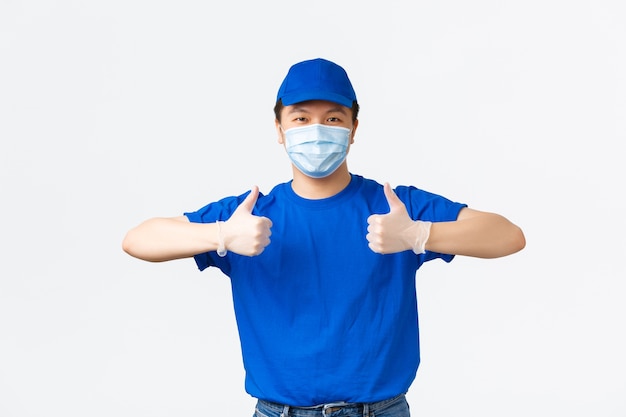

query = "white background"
[[1, 1, 625, 416]]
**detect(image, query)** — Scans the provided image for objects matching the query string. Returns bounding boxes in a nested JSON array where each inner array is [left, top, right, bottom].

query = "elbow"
[[504, 225, 526, 257], [481, 223, 526, 259], [121, 229, 155, 261], [121, 231, 139, 258], [121, 227, 173, 263], [513, 226, 526, 253]]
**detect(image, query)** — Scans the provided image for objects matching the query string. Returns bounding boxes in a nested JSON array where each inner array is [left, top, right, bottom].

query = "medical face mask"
[[282, 124, 351, 178]]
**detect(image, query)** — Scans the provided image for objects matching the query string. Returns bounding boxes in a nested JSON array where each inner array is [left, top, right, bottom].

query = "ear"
[[350, 119, 359, 144], [275, 119, 284, 144]]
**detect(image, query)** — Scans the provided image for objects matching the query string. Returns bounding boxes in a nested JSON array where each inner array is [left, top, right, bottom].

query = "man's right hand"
[[221, 186, 272, 256]]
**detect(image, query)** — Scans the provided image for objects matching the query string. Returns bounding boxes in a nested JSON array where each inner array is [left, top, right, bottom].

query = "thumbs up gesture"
[[366, 183, 432, 254], [221, 186, 273, 256]]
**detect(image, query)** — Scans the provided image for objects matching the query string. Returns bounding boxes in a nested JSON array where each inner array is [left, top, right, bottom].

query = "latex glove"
[[366, 183, 432, 254], [219, 186, 272, 256]]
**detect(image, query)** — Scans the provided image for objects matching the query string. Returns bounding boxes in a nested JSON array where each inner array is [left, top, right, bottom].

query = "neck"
[[291, 164, 352, 199]]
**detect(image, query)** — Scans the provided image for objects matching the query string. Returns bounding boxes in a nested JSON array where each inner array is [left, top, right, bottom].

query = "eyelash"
[[293, 117, 341, 123]]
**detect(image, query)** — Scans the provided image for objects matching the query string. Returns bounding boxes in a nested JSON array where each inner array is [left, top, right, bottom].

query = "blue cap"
[[276, 58, 357, 108]]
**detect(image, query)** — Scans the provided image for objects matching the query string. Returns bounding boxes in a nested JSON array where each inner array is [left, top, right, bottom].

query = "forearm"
[[122, 216, 219, 262], [425, 210, 526, 258]]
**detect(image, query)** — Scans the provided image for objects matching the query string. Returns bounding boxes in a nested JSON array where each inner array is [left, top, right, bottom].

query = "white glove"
[[366, 183, 432, 254]]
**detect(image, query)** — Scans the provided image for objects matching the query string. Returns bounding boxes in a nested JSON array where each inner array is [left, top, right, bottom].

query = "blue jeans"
[[253, 393, 410, 417]]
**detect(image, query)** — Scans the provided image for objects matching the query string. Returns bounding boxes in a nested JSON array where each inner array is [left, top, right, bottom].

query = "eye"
[[326, 117, 341, 123]]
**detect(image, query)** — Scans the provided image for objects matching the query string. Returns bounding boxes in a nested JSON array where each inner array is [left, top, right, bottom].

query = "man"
[[123, 57, 525, 417]]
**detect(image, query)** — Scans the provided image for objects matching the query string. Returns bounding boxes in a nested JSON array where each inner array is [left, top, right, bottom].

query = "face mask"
[[282, 124, 351, 178]]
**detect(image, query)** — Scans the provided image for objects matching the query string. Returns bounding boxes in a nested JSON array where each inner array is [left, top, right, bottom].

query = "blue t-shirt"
[[184, 174, 466, 406]]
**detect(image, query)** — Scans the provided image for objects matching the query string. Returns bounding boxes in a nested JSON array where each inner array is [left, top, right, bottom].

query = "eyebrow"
[[287, 105, 349, 115]]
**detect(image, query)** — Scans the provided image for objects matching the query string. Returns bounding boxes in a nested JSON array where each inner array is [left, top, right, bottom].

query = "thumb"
[[238, 186, 259, 213], [383, 182, 405, 212]]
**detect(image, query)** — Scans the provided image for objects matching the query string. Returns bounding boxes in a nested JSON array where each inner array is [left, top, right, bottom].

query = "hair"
[[274, 99, 360, 123]]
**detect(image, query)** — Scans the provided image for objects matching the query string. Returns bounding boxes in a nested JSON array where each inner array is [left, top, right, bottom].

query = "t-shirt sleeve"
[[395, 185, 468, 263]]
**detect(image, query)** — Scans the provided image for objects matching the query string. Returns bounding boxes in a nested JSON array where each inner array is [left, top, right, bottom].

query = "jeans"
[[253, 393, 410, 417]]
